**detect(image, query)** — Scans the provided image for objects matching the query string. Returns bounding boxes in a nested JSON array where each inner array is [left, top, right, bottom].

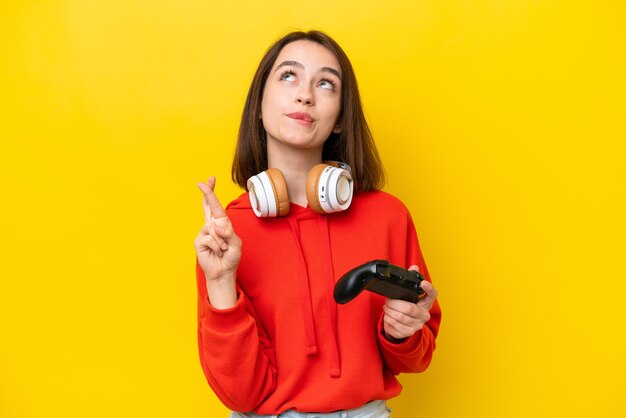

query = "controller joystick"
[[334, 260, 425, 304]]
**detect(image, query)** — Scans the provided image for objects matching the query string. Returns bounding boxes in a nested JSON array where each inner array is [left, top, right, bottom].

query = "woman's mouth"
[[287, 112, 315, 126]]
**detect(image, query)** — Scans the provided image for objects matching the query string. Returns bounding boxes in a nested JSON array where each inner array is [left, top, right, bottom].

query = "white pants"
[[229, 400, 391, 418]]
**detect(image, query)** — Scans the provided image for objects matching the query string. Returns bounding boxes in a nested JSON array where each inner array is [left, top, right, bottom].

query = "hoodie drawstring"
[[318, 216, 342, 378], [287, 217, 318, 356]]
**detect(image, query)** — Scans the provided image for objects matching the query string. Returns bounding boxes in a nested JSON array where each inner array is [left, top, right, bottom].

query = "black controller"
[[334, 260, 426, 304]]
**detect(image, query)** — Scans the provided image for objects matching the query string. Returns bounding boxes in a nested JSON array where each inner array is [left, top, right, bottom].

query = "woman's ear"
[[332, 119, 342, 134]]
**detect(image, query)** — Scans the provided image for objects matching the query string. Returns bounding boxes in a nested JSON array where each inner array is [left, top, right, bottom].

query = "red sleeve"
[[376, 210, 442, 375], [196, 260, 277, 411]]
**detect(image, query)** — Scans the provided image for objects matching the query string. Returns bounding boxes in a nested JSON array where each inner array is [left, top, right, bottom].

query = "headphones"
[[247, 162, 354, 217]]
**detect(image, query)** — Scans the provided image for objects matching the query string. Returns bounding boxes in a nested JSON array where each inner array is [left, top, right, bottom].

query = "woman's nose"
[[296, 84, 314, 105]]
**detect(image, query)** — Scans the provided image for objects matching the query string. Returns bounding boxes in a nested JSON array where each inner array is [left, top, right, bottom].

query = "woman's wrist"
[[383, 331, 408, 344], [205, 273, 237, 310]]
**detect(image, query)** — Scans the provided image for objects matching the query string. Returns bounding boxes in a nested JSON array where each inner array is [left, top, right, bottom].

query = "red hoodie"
[[196, 190, 441, 414]]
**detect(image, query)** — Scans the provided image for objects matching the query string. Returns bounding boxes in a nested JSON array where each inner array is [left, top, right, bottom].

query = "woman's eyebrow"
[[320, 66, 342, 80], [275, 60, 342, 80], [275, 60, 304, 71]]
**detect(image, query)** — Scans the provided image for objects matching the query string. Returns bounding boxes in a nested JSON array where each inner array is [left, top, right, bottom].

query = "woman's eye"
[[280, 71, 296, 82], [319, 79, 336, 91]]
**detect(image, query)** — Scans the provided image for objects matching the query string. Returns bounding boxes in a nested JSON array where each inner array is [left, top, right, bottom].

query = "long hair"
[[231, 30, 385, 192]]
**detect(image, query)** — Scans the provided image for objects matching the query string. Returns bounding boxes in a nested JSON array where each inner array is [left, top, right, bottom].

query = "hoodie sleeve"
[[376, 210, 442, 375], [196, 260, 277, 411]]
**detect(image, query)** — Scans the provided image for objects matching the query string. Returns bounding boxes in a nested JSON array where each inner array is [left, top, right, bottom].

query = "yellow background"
[[1, 1, 625, 417]]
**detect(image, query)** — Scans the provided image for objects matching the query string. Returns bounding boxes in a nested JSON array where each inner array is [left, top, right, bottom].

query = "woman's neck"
[[267, 139, 323, 207]]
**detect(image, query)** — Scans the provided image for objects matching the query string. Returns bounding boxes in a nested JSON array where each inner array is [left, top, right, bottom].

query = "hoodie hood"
[[225, 192, 253, 211]]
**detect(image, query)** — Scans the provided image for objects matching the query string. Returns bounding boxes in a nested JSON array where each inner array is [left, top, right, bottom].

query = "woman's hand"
[[382, 265, 438, 342], [194, 177, 242, 308]]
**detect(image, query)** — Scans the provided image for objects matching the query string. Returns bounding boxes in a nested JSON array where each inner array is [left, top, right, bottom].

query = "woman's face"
[[261, 40, 342, 152]]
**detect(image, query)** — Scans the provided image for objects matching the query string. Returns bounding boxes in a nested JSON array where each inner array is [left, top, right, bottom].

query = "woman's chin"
[[269, 135, 326, 151]]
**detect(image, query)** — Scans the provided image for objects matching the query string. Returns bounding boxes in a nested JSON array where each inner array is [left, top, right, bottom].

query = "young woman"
[[194, 30, 441, 418]]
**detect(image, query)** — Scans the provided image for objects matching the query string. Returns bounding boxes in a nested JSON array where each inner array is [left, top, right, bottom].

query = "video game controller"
[[334, 260, 426, 304]]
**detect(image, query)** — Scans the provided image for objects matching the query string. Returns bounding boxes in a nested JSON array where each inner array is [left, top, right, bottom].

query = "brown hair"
[[231, 30, 385, 192]]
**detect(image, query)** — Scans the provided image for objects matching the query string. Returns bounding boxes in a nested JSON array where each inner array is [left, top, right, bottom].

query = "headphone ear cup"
[[306, 163, 354, 215], [247, 168, 290, 217], [265, 168, 290, 216], [306, 164, 328, 214]]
